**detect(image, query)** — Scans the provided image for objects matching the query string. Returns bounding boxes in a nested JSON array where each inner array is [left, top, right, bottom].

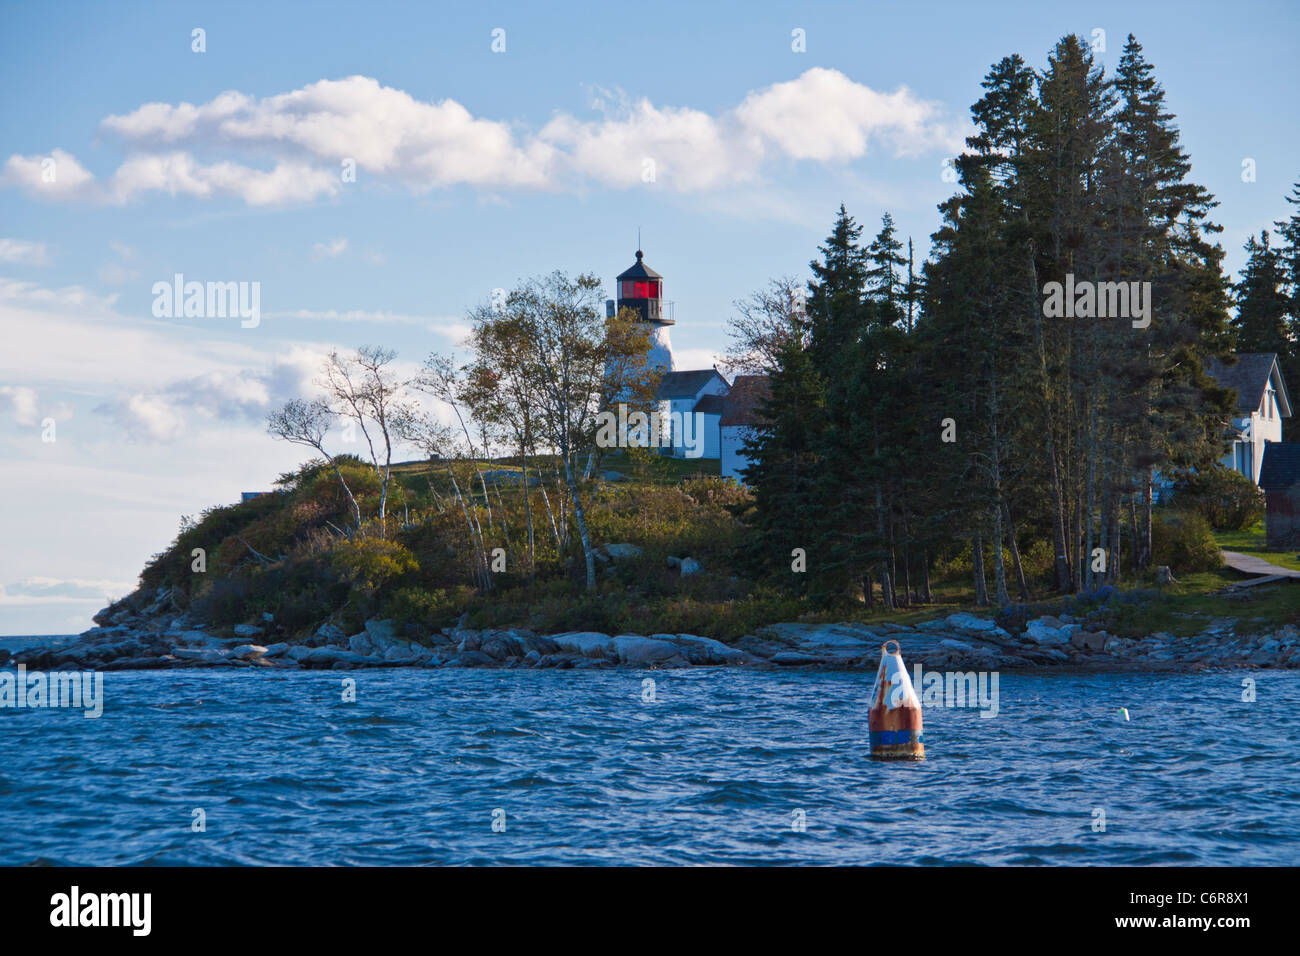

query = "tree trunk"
[[972, 533, 989, 606], [561, 453, 596, 590], [1002, 501, 1031, 601]]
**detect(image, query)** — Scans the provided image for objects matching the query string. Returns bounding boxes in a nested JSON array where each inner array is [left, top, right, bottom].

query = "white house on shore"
[[1207, 353, 1292, 484], [719, 374, 772, 484]]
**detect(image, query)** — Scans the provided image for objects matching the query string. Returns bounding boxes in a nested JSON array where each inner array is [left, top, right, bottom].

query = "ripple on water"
[[2, 669, 1299, 865]]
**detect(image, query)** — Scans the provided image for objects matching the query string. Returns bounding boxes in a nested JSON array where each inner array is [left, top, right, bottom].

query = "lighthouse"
[[611, 249, 675, 372]]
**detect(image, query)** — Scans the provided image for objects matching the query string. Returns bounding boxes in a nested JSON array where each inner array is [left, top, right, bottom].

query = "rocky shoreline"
[[3, 586, 1297, 674]]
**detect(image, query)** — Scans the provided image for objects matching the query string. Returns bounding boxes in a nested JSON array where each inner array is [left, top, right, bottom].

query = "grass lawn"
[[1213, 521, 1300, 572]]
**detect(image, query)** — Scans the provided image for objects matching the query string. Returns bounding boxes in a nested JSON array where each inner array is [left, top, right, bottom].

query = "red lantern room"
[[615, 249, 672, 325]]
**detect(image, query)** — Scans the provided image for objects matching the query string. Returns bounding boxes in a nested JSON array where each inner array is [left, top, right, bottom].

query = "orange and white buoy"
[[868, 639, 925, 760]]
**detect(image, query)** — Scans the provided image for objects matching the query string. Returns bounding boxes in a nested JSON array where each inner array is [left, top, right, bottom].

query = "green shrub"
[[382, 586, 473, 630], [1151, 510, 1223, 573], [331, 537, 419, 588], [1175, 466, 1264, 530]]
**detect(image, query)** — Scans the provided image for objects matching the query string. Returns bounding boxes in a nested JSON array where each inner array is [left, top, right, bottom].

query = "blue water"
[[1, 667, 1297, 865]]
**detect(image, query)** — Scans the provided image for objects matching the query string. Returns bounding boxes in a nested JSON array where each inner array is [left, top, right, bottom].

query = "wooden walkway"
[[1221, 550, 1300, 582]]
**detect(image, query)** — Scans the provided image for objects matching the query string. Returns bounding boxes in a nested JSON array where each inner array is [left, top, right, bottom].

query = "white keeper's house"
[[1207, 353, 1292, 484]]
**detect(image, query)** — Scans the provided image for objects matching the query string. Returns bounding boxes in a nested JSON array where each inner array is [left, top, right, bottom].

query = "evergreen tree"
[[806, 204, 869, 373], [1234, 231, 1291, 353], [866, 212, 908, 325], [733, 336, 824, 592]]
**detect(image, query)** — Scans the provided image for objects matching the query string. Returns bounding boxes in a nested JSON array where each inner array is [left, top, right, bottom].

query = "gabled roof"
[[1259, 443, 1300, 491], [616, 250, 662, 281], [1207, 353, 1293, 418], [720, 374, 772, 427], [693, 394, 727, 416], [655, 368, 726, 399]]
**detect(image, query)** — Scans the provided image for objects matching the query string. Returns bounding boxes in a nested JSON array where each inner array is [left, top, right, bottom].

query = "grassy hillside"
[[134, 452, 1296, 643]]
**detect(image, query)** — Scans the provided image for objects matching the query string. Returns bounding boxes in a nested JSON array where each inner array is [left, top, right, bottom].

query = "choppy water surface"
[[2, 665, 1297, 865]]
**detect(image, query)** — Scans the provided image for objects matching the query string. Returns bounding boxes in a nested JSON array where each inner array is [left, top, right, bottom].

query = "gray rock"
[[671, 634, 751, 665], [603, 543, 643, 561], [316, 622, 347, 645], [171, 647, 230, 663], [612, 635, 684, 666], [666, 556, 682, 568], [770, 651, 824, 665], [1025, 618, 1072, 645], [680, 558, 702, 576], [260, 642, 291, 657], [551, 632, 615, 659], [349, 633, 376, 656], [229, 644, 268, 660], [232, 623, 263, 638], [945, 612, 1007, 636], [1070, 630, 1109, 652], [288, 646, 377, 668]]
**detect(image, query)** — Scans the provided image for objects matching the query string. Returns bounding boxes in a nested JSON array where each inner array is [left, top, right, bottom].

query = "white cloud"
[[0, 576, 136, 605], [736, 68, 963, 160], [0, 385, 40, 425], [0, 238, 50, 266], [0, 148, 98, 200], [2, 71, 963, 205], [312, 237, 349, 260], [0, 276, 119, 312]]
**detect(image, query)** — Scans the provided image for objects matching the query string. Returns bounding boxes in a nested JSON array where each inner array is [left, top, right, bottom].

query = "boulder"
[[260, 642, 291, 658], [672, 634, 751, 665], [287, 646, 376, 668], [769, 651, 824, 665], [680, 558, 702, 577], [171, 647, 230, 663], [349, 633, 376, 656], [612, 635, 685, 666], [1025, 618, 1072, 645], [945, 612, 1004, 634], [480, 635, 525, 661], [603, 543, 643, 561], [550, 632, 615, 659], [232, 624, 263, 638], [666, 556, 682, 569], [315, 622, 347, 646], [1070, 630, 1109, 652], [229, 644, 268, 660]]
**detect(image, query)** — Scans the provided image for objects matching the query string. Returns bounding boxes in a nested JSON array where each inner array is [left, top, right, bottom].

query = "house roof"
[[656, 368, 726, 399], [720, 374, 772, 427], [693, 394, 727, 416], [1259, 443, 1300, 491], [1206, 353, 1293, 418]]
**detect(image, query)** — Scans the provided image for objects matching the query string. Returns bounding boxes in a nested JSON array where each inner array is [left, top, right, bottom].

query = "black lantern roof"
[[616, 249, 662, 281]]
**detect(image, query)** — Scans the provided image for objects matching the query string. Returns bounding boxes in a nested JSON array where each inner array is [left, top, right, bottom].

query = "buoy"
[[1119, 707, 1130, 722], [869, 639, 925, 760]]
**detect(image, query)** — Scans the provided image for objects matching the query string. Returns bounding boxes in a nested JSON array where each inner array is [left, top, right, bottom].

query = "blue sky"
[[2, 0, 1297, 633]]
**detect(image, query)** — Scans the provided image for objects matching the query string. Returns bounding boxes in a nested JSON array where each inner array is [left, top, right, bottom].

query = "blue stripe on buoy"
[[870, 730, 925, 747]]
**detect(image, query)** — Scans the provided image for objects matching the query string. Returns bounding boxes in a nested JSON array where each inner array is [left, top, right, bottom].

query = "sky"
[[2, 0, 1297, 634]]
